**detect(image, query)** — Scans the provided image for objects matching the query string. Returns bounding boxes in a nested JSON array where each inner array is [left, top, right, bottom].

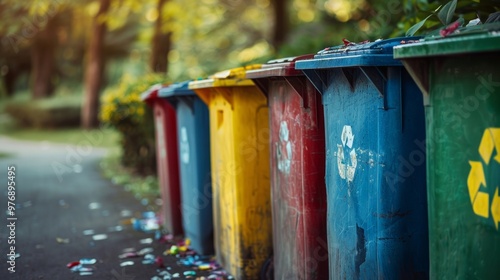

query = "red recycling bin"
[[141, 84, 183, 235], [246, 55, 328, 279]]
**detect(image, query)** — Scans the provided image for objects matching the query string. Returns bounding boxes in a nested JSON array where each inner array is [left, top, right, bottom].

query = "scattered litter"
[[183, 271, 196, 276], [80, 258, 97, 265], [79, 271, 93, 276], [120, 261, 134, 267], [141, 198, 149, 206], [172, 273, 180, 278], [56, 237, 69, 244], [67, 261, 80, 268], [132, 212, 160, 232], [122, 247, 136, 253], [119, 247, 154, 259], [120, 209, 132, 217], [140, 238, 153, 244], [92, 234, 108, 241], [137, 247, 154, 255], [108, 225, 124, 232], [59, 200, 68, 207], [118, 252, 140, 259], [142, 254, 156, 265], [83, 229, 95, 236], [70, 264, 94, 273], [88, 202, 101, 210], [155, 256, 164, 268], [440, 20, 461, 37], [35, 244, 44, 249]]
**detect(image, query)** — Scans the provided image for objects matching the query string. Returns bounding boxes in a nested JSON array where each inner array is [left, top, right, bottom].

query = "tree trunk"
[[271, 0, 288, 51], [81, 0, 111, 129], [31, 16, 58, 99], [150, 0, 172, 73]]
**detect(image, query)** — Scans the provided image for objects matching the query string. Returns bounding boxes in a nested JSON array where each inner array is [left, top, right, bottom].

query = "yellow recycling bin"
[[189, 65, 272, 279]]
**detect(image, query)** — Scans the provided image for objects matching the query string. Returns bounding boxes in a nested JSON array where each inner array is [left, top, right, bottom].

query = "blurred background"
[[0, 0, 497, 193]]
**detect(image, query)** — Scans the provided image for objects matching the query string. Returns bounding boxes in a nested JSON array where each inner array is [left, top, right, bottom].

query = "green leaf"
[[438, 0, 457, 25], [406, 14, 433, 36]]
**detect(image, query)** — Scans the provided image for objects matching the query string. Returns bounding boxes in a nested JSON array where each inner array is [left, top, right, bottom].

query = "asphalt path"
[[0, 136, 219, 280]]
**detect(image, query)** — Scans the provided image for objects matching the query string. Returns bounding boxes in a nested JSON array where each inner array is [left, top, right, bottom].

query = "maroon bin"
[[246, 55, 328, 279], [141, 84, 183, 235]]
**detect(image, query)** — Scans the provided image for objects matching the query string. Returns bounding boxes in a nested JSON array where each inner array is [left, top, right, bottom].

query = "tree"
[[150, 0, 172, 73], [271, 0, 288, 51], [81, 0, 111, 129], [31, 15, 59, 99]]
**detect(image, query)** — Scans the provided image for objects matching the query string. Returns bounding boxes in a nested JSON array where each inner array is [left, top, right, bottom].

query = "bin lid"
[[394, 23, 500, 59], [188, 64, 261, 89], [140, 83, 163, 102], [296, 37, 420, 69], [158, 81, 195, 98], [245, 54, 313, 78]]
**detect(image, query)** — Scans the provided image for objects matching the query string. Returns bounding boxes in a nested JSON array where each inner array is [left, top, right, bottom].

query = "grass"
[[100, 149, 161, 211], [0, 152, 12, 159]]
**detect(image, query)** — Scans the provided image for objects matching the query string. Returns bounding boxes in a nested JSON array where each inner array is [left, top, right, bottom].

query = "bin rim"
[[158, 81, 196, 98], [296, 37, 420, 69], [246, 54, 314, 79], [394, 24, 500, 59], [140, 83, 164, 102], [188, 65, 261, 89]]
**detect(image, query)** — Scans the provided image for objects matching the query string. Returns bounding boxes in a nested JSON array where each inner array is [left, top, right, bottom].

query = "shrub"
[[100, 73, 168, 175], [4, 95, 81, 128]]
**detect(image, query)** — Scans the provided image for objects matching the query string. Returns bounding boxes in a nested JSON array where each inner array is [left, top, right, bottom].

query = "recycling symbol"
[[467, 127, 500, 230], [179, 126, 190, 164], [277, 121, 292, 174], [337, 125, 357, 182]]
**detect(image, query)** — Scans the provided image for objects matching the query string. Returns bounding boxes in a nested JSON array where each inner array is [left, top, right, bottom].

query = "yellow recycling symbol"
[[468, 128, 500, 230]]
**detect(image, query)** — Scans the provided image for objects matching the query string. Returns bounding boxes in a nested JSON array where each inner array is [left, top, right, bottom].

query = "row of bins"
[[141, 27, 500, 279]]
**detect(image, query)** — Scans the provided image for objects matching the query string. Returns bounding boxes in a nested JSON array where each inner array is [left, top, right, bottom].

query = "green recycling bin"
[[394, 24, 500, 279]]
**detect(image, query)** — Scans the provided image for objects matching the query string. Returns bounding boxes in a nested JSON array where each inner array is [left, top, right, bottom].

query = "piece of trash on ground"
[[56, 237, 69, 244], [92, 234, 108, 241], [83, 229, 95, 235], [120, 261, 134, 267], [88, 202, 101, 210]]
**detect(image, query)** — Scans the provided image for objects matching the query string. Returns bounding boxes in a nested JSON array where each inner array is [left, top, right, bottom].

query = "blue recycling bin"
[[159, 81, 214, 255], [296, 38, 429, 279]]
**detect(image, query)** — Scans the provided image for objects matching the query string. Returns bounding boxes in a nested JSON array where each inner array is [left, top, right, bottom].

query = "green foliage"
[[100, 73, 168, 175], [399, 0, 499, 37], [4, 94, 81, 128]]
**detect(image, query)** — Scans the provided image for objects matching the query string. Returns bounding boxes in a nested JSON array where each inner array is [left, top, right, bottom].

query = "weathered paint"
[[189, 68, 272, 280], [297, 38, 429, 279], [395, 31, 500, 279], [246, 55, 328, 280], [151, 99, 183, 236]]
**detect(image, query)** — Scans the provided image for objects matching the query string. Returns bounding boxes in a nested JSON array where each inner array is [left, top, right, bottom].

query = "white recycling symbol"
[[180, 127, 190, 164], [277, 121, 292, 174], [337, 125, 357, 182]]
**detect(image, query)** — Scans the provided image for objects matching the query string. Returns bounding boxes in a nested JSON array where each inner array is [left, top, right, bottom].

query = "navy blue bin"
[[296, 38, 429, 279], [159, 81, 214, 255]]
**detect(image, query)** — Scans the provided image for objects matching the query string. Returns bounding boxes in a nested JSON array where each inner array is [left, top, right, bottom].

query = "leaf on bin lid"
[[210, 65, 261, 79]]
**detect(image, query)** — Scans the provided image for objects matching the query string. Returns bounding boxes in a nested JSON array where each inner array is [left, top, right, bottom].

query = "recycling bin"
[[159, 81, 214, 255], [141, 84, 183, 236], [394, 27, 500, 279], [296, 37, 429, 279], [246, 55, 328, 280], [189, 66, 272, 279]]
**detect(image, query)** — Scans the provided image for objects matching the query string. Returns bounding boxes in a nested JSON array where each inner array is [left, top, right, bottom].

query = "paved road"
[[0, 136, 218, 280]]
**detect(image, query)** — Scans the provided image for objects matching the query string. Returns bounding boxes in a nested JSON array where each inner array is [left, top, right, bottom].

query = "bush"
[[100, 73, 168, 175], [4, 95, 81, 128]]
